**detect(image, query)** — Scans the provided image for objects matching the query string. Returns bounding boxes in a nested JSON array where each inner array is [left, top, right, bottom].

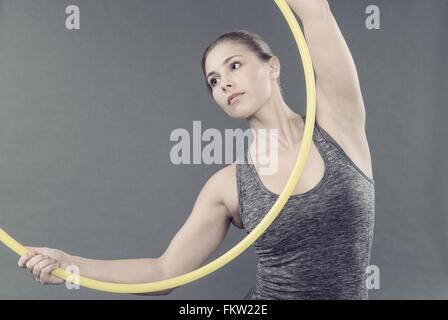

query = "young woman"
[[18, 0, 375, 299]]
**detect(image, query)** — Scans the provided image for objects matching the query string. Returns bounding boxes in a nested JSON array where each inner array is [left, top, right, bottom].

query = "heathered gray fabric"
[[237, 115, 375, 300]]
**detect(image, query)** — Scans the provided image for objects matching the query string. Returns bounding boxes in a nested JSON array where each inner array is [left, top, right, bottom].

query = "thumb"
[[24, 246, 40, 254]]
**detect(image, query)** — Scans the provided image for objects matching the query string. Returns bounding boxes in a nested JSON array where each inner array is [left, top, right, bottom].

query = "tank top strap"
[[302, 114, 375, 185], [302, 115, 353, 165], [235, 142, 264, 227], [236, 116, 327, 202], [236, 114, 363, 211]]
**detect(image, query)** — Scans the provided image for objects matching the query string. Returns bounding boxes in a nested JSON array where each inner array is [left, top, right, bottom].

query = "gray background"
[[0, 0, 447, 299]]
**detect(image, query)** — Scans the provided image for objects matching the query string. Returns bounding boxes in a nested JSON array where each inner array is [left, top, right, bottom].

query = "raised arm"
[[18, 165, 237, 296], [286, 0, 366, 129]]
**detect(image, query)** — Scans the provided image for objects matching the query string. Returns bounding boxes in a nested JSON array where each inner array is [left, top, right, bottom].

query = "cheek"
[[213, 92, 226, 108], [250, 67, 272, 95], [250, 79, 272, 106]]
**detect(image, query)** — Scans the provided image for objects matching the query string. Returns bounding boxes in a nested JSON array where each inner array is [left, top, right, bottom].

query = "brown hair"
[[201, 30, 282, 95]]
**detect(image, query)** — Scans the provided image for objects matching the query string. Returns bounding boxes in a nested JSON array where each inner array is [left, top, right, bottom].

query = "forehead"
[[205, 42, 252, 74]]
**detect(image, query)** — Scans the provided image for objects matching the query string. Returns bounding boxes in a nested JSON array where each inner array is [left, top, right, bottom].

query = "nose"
[[221, 84, 232, 93], [221, 78, 233, 93]]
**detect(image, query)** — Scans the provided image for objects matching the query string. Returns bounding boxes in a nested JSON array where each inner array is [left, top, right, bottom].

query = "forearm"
[[69, 254, 170, 296], [287, 0, 331, 23]]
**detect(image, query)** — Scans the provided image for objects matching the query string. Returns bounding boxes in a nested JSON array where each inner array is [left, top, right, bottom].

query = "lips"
[[227, 92, 245, 105]]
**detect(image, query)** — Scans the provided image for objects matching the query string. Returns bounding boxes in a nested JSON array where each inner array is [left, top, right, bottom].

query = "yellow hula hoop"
[[0, 0, 316, 294]]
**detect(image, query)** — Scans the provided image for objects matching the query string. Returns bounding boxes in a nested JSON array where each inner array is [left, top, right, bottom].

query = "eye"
[[230, 62, 241, 71], [210, 78, 216, 88], [210, 61, 241, 88]]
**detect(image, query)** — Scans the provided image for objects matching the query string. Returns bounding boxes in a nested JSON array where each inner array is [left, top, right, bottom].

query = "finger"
[[18, 251, 38, 268], [39, 262, 60, 284], [24, 247, 40, 257], [25, 254, 47, 272], [32, 257, 55, 277], [25, 254, 49, 272], [19, 251, 40, 269]]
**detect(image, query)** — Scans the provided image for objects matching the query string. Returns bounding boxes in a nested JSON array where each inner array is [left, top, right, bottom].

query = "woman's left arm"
[[286, 0, 366, 129]]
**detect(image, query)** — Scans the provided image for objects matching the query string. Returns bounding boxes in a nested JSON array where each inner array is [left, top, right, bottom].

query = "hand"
[[18, 246, 71, 285]]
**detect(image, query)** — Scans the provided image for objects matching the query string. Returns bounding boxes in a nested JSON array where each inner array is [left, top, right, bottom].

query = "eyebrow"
[[206, 55, 243, 79]]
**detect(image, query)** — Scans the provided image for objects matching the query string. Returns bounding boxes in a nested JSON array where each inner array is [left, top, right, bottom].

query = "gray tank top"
[[236, 116, 375, 300]]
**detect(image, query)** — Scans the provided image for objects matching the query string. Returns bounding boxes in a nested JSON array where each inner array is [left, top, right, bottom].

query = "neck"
[[246, 86, 304, 150]]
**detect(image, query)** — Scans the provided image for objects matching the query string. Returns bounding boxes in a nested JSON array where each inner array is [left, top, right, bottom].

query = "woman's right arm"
[[18, 165, 237, 296]]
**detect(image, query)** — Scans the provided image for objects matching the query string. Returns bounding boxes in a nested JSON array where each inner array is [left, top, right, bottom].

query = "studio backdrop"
[[0, 0, 447, 299]]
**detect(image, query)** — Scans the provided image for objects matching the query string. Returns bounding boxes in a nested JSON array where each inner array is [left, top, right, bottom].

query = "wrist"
[[63, 253, 83, 272]]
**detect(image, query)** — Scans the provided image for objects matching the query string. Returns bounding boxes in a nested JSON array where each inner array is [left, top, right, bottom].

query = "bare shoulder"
[[211, 164, 243, 229]]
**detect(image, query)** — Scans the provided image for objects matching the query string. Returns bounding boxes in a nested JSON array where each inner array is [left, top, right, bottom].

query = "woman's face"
[[204, 41, 279, 119]]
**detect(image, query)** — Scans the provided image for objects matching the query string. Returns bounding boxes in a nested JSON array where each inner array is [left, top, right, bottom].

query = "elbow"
[[147, 258, 176, 295], [158, 288, 174, 296], [128, 258, 178, 296], [130, 288, 173, 297], [160, 285, 181, 295]]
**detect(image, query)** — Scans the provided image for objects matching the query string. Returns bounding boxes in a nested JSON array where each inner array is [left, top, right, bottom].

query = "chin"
[[236, 109, 256, 120]]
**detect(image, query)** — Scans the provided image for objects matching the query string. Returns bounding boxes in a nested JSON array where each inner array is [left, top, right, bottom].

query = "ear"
[[268, 56, 281, 79]]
